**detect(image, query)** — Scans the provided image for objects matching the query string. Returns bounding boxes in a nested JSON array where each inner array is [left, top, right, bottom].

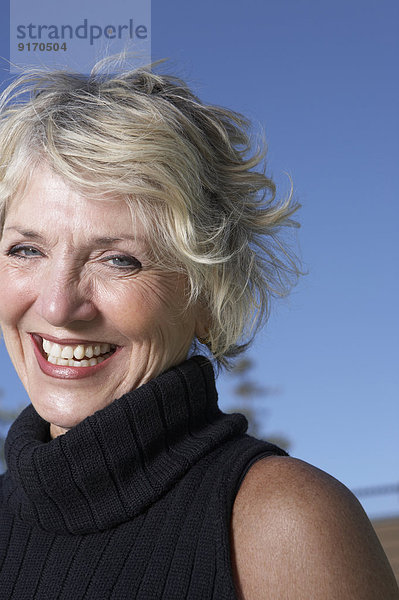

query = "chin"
[[30, 390, 114, 432]]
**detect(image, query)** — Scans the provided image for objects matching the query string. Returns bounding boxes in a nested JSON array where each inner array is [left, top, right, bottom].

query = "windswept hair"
[[0, 54, 302, 370]]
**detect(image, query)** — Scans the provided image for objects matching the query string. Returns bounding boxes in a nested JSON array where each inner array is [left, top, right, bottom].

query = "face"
[[0, 163, 206, 438]]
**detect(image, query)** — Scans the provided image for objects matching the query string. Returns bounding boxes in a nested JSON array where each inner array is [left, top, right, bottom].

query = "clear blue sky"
[[0, 0, 398, 519]]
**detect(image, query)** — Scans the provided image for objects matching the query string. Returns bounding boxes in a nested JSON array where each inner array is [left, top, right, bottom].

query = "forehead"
[[5, 163, 145, 243]]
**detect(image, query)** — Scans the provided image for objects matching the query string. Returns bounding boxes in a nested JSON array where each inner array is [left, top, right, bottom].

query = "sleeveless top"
[[0, 355, 288, 599]]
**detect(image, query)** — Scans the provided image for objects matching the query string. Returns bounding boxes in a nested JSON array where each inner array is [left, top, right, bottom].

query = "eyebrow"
[[4, 227, 144, 245], [4, 227, 44, 239]]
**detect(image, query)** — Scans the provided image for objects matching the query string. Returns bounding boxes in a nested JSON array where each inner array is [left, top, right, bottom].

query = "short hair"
[[0, 55, 302, 370]]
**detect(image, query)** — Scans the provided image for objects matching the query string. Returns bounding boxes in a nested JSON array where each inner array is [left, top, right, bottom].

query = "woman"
[[0, 57, 397, 599]]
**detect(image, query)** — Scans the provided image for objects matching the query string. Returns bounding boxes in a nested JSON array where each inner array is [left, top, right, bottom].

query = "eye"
[[103, 255, 142, 269], [7, 244, 44, 258]]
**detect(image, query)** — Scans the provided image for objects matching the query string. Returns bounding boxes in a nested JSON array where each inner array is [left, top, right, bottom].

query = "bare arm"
[[231, 456, 399, 600]]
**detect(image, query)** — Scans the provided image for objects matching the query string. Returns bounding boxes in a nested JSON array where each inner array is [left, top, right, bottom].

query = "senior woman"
[[0, 59, 397, 600]]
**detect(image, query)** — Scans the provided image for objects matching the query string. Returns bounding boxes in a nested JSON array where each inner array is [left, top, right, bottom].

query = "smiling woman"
[[0, 56, 397, 600], [0, 165, 201, 438]]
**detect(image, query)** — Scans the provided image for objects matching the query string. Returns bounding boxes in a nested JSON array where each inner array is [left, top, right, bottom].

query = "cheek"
[[98, 276, 192, 342], [0, 266, 33, 326]]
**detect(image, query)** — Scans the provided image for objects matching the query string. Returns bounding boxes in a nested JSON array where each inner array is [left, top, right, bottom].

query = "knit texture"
[[0, 355, 287, 599]]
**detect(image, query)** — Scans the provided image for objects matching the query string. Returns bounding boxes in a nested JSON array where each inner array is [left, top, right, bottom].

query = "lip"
[[30, 334, 120, 380], [33, 332, 116, 346]]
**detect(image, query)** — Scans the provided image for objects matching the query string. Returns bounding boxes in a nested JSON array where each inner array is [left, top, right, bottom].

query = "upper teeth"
[[42, 338, 113, 360]]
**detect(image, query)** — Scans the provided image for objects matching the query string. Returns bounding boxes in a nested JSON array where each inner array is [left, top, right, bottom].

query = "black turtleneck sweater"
[[0, 355, 287, 599]]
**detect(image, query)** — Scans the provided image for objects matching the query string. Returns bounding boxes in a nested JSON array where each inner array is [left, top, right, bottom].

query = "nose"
[[36, 266, 98, 327]]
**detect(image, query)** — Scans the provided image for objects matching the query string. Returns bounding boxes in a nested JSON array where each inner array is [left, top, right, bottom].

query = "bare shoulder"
[[230, 456, 399, 600]]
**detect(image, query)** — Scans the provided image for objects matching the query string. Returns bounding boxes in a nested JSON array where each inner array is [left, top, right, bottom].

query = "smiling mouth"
[[38, 336, 117, 367]]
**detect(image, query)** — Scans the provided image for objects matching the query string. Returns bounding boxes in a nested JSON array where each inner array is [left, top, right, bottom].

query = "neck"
[[50, 423, 71, 438]]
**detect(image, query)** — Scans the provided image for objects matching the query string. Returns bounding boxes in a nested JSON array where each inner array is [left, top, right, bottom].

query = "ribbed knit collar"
[[3, 355, 247, 535]]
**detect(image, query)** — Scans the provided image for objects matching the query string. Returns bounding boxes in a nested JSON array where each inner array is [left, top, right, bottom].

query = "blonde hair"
[[0, 55, 302, 370]]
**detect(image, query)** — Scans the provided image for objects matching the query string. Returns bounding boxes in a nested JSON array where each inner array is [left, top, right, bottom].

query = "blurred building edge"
[[372, 516, 399, 584]]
